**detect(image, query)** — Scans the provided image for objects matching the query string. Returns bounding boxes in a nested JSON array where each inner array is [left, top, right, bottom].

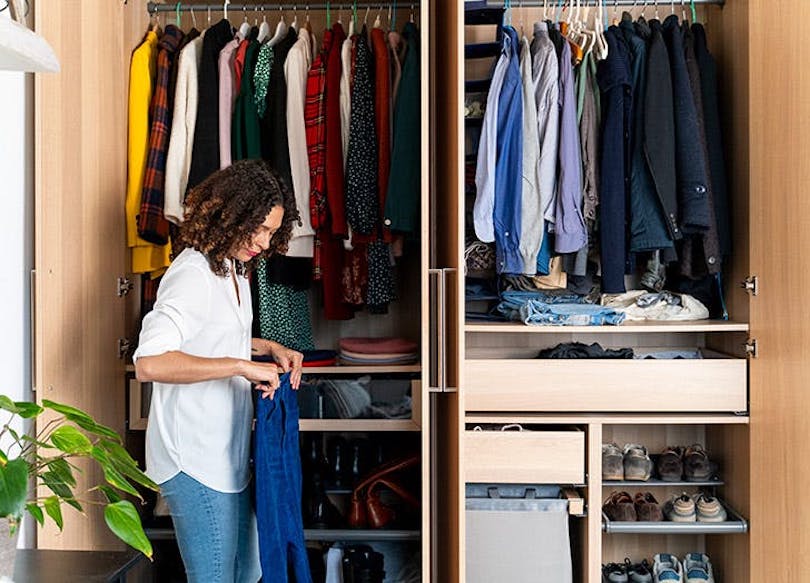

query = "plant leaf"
[[0, 395, 19, 414], [91, 447, 141, 499], [0, 450, 7, 465], [72, 418, 121, 443], [97, 485, 122, 503], [26, 503, 44, 526], [100, 440, 158, 491], [13, 402, 43, 419], [42, 400, 93, 423], [43, 496, 63, 530], [104, 501, 153, 559], [50, 425, 93, 455], [46, 458, 77, 488], [40, 471, 83, 512], [0, 458, 29, 519]]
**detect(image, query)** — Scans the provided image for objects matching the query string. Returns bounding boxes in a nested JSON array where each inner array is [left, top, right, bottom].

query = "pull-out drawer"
[[463, 354, 746, 413], [465, 426, 585, 484]]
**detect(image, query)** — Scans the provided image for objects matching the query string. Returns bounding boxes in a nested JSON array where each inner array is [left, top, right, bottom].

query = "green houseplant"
[[0, 395, 158, 573]]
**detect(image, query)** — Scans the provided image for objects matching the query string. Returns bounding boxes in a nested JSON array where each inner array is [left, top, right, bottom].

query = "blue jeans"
[[160, 472, 261, 583], [254, 372, 312, 583]]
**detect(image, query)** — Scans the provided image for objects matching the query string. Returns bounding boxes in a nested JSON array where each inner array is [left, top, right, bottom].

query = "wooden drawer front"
[[465, 430, 585, 484], [464, 358, 747, 413]]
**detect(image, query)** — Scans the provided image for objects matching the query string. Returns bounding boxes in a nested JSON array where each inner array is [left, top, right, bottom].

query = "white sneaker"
[[683, 553, 715, 583], [653, 553, 683, 582]]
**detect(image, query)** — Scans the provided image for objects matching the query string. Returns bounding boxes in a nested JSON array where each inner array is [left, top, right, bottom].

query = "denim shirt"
[[492, 27, 525, 274]]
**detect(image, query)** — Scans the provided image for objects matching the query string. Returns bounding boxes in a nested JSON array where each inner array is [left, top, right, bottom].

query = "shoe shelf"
[[602, 478, 724, 488], [303, 529, 421, 542], [601, 503, 748, 535], [464, 320, 750, 334], [299, 419, 420, 432]]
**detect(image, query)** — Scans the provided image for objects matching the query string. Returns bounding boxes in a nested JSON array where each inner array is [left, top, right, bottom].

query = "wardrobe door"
[[33, 0, 147, 550], [747, 0, 810, 578], [429, 0, 463, 581]]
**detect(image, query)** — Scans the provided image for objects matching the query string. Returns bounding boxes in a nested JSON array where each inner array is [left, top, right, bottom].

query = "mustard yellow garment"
[[126, 31, 171, 277]]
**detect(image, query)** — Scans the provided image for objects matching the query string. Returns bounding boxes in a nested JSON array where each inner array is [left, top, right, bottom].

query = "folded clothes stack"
[[301, 350, 338, 367], [338, 337, 419, 365]]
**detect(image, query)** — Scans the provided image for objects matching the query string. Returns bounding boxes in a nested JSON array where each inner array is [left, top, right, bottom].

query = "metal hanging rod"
[[146, 1, 414, 13], [476, 0, 724, 5]]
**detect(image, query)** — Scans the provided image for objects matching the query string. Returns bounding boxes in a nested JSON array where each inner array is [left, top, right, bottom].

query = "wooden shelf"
[[125, 364, 420, 375], [465, 320, 750, 334], [465, 413, 750, 425], [303, 364, 421, 374], [304, 529, 420, 542], [299, 419, 421, 432]]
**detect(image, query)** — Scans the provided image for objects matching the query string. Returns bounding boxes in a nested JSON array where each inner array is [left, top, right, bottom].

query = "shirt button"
[[707, 256, 716, 265], [504, 231, 510, 237], [384, 218, 392, 226], [674, 228, 679, 233], [696, 185, 706, 194]]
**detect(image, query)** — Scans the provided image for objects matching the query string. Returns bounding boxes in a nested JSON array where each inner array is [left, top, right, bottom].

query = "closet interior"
[[434, 0, 753, 581], [116, 1, 431, 580]]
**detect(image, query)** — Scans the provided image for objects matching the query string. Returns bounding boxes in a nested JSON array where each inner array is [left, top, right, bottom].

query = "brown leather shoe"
[[683, 444, 715, 482], [656, 446, 684, 481], [634, 492, 664, 522], [603, 491, 637, 521]]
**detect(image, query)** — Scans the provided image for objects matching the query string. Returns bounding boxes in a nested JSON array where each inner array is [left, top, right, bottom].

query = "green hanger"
[[175, 2, 181, 28], [327, 0, 331, 28], [690, 0, 697, 23]]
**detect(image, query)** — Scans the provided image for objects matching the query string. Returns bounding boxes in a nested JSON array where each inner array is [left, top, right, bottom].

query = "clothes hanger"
[[238, 4, 251, 38], [206, 5, 212, 28], [680, 0, 687, 22], [349, 0, 356, 35], [175, 2, 182, 29], [690, 0, 697, 23], [189, 4, 197, 29], [373, 5, 382, 29], [291, 5, 299, 30], [268, 5, 288, 46], [223, 0, 230, 22], [257, 5, 271, 42], [409, 4, 414, 24]]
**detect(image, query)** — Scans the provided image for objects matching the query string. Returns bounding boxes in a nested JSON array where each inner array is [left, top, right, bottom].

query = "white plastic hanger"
[[257, 6, 271, 42], [268, 6, 288, 46], [291, 5, 299, 30], [238, 5, 251, 39], [189, 5, 198, 29], [223, 0, 230, 22], [373, 5, 382, 29]]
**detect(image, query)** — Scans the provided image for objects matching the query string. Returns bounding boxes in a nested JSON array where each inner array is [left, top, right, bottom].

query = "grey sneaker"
[[627, 559, 654, 583], [694, 493, 727, 522], [664, 493, 697, 522], [623, 443, 654, 481], [683, 553, 715, 583], [603, 443, 624, 480], [653, 554, 683, 582]]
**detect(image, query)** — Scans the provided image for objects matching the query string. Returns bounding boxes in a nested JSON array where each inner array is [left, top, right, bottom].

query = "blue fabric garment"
[[620, 18, 674, 253], [663, 14, 711, 234], [536, 222, 554, 275], [254, 373, 312, 583], [553, 37, 588, 254], [597, 27, 632, 294], [160, 472, 261, 583], [493, 26, 524, 275], [520, 301, 626, 326], [496, 290, 590, 320]]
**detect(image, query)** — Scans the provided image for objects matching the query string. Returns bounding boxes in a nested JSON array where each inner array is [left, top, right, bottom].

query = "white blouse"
[[133, 248, 253, 493]]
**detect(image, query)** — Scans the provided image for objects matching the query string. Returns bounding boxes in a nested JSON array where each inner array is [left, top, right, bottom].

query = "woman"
[[134, 159, 303, 582]]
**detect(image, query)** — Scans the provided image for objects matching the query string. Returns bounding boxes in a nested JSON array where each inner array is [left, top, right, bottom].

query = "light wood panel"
[[464, 428, 585, 484], [34, 0, 149, 551], [748, 0, 810, 580], [463, 358, 747, 413]]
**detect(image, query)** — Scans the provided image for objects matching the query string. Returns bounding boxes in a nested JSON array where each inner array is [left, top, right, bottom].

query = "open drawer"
[[463, 351, 747, 413], [464, 425, 585, 485]]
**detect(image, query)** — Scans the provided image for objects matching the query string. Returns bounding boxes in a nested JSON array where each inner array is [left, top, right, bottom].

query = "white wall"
[[0, 62, 35, 548]]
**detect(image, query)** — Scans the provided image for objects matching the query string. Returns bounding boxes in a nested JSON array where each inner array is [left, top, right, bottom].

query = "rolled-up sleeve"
[[133, 263, 211, 361]]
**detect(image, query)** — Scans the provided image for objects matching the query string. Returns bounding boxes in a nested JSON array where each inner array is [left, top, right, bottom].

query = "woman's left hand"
[[254, 341, 302, 389]]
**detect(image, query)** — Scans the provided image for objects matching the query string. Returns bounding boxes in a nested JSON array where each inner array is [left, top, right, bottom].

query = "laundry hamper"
[[465, 485, 572, 583]]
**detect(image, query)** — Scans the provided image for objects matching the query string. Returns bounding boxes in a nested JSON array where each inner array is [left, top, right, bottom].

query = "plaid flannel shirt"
[[138, 25, 185, 245], [305, 30, 332, 279]]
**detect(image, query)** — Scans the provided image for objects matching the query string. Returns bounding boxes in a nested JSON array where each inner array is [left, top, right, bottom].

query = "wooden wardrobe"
[[32, 0, 437, 579], [431, 0, 810, 582], [30, 0, 810, 581]]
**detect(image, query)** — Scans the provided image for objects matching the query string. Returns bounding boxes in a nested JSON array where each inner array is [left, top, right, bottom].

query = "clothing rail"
[[146, 1, 416, 13], [145, 0, 724, 12]]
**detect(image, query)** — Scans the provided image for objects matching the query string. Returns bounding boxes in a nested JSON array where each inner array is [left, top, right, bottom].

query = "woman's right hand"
[[239, 360, 280, 399]]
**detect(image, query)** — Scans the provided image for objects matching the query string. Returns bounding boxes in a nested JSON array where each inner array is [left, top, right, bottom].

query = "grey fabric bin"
[[465, 487, 572, 583]]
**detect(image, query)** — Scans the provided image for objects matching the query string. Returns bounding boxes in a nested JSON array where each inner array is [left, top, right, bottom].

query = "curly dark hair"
[[173, 159, 300, 277]]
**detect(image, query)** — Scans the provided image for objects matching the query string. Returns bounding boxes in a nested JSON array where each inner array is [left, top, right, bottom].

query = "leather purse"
[[348, 454, 419, 529]]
